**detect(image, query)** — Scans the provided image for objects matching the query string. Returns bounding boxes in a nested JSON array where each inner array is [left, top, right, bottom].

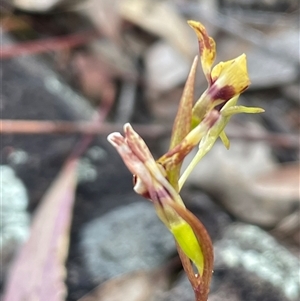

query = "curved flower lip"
[[209, 54, 250, 99]]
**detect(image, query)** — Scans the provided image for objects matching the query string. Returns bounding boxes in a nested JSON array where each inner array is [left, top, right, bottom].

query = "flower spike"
[[108, 19, 264, 301], [107, 124, 209, 278]]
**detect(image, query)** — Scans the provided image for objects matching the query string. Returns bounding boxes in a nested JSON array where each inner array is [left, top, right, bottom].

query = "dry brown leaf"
[[253, 162, 300, 201], [12, 0, 63, 12], [273, 210, 300, 244], [3, 158, 78, 301], [78, 268, 169, 301], [186, 140, 299, 227], [119, 0, 195, 58], [82, 0, 122, 45], [0, 16, 32, 32], [73, 53, 116, 106]]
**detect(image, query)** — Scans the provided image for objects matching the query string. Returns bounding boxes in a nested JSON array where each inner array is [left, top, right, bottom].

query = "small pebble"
[[80, 202, 175, 282]]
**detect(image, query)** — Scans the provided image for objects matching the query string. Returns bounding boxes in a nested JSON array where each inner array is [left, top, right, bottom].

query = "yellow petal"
[[209, 54, 250, 100], [188, 20, 216, 83], [191, 54, 249, 126]]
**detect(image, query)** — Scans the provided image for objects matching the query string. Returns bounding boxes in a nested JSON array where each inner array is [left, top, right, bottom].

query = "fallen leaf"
[[3, 158, 78, 301], [0, 15, 32, 33], [119, 0, 195, 58], [185, 137, 299, 227], [73, 52, 116, 106], [78, 268, 170, 301], [82, 0, 122, 45], [253, 162, 300, 201], [273, 210, 300, 245], [145, 41, 192, 93], [0, 31, 98, 59]]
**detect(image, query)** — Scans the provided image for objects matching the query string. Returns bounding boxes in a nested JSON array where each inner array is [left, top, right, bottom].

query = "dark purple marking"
[[208, 84, 235, 102]]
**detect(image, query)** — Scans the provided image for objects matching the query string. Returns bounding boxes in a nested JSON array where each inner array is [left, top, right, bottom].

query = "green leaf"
[[171, 221, 204, 275], [169, 202, 214, 301]]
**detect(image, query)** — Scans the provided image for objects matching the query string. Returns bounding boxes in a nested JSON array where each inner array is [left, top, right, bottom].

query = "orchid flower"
[[108, 56, 214, 300], [107, 20, 264, 301], [188, 21, 251, 127], [107, 124, 207, 278], [179, 95, 264, 189]]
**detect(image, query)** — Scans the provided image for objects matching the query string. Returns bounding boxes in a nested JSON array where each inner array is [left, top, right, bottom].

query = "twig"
[[0, 119, 168, 139], [0, 30, 99, 59], [68, 101, 112, 159], [226, 130, 300, 149], [1, 119, 298, 148]]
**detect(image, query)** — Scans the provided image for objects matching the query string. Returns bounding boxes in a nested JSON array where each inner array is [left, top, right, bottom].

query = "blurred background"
[[1, 0, 299, 301]]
